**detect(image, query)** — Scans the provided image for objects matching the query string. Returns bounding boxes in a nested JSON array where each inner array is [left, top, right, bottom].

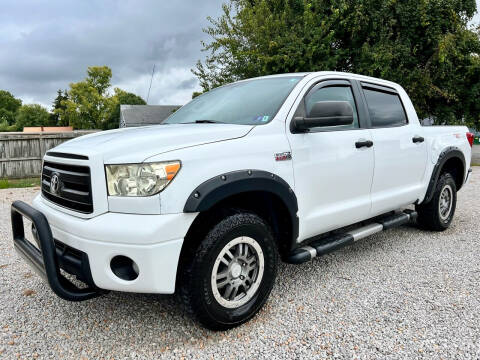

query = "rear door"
[[359, 82, 428, 216], [287, 78, 375, 241]]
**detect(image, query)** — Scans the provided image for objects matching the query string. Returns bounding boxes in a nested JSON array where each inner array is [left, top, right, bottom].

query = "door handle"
[[412, 136, 424, 143], [355, 140, 373, 148]]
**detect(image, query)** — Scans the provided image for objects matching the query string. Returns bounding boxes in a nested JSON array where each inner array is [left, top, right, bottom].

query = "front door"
[[287, 79, 375, 241]]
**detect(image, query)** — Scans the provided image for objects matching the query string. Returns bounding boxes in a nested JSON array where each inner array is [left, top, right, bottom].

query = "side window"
[[304, 85, 359, 129], [363, 88, 407, 127]]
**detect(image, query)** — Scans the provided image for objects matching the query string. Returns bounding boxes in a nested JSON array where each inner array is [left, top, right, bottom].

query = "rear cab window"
[[362, 83, 408, 127]]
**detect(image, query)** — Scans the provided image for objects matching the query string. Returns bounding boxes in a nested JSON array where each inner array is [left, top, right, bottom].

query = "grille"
[[41, 161, 93, 213]]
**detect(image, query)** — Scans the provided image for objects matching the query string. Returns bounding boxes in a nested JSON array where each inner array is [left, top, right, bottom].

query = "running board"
[[287, 210, 417, 264]]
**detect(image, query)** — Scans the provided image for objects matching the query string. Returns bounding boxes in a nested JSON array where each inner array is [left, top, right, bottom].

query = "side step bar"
[[287, 210, 417, 264]]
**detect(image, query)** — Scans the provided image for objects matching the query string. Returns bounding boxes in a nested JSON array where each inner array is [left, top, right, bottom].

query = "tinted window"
[[363, 89, 407, 127], [164, 76, 302, 125], [304, 86, 359, 129]]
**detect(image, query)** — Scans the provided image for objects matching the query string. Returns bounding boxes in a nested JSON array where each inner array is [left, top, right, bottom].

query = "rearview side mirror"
[[292, 101, 354, 132]]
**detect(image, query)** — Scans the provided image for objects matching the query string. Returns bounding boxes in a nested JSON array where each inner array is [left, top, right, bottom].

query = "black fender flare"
[[423, 147, 466, 204], [184, 170, 299, 244]]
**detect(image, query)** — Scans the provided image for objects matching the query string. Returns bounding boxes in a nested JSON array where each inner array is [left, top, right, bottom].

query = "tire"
[[179, 211, 278, 330], [416, 172, 457, 231]]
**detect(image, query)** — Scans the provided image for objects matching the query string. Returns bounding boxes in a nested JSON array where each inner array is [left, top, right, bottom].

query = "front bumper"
[[12, 195, 198, 298]]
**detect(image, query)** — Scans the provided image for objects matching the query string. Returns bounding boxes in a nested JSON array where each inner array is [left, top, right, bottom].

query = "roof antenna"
[[146, 64, 155, 104]]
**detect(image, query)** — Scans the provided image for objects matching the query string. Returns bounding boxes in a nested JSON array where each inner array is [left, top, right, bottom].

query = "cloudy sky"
[[0, 0, 224, 108], [1, 0, 479, 109], [475, 0, 480, 22]]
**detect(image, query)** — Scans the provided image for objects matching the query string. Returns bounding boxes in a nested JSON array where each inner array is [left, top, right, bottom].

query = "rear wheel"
[[179, 211, 278, 330], [416, 172, 457, 231]]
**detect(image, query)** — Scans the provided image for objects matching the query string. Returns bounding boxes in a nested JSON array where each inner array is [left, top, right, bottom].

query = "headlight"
[[105, 161, 181, 197]]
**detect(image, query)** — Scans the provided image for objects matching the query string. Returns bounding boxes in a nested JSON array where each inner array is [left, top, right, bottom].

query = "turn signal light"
[[165, 163, 181, 180]]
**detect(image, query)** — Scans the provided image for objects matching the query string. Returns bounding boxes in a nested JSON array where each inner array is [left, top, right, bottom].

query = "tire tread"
[[179, 210, 277, 330], [416, 172, 457, 231]]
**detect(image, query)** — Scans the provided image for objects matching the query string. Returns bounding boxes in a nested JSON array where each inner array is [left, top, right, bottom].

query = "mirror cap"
[[309, 101, 353, 119]]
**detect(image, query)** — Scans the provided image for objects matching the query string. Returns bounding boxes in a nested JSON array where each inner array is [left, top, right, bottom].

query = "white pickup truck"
[[11, 72, 474, 330]]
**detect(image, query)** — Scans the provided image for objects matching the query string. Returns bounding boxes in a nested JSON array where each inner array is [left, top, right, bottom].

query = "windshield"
[[164, 76, 303, 125]]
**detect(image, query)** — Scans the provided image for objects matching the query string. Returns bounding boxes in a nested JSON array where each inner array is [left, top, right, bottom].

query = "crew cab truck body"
[[11, 72, 473, 330]]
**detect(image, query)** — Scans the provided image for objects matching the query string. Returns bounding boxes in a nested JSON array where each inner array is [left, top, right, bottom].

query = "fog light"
[[110, 256, 139, 281]]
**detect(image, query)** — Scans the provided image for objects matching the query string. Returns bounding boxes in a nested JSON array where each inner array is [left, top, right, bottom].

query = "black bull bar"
[[11, 200, 101, 301]]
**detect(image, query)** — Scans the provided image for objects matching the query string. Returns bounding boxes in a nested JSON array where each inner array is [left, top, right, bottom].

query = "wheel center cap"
[[230, 263, 242, 278]]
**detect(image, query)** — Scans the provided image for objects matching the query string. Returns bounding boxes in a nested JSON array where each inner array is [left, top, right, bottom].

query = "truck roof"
[[250, 71, 401, 89]]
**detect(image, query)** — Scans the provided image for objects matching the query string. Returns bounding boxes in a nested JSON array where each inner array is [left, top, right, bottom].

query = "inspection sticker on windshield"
[[253, 115, 269, 122]]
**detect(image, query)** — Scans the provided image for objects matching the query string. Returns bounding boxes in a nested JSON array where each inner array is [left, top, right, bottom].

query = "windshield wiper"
[[181, 120, 225, 124], [195, 119, 225, 124]]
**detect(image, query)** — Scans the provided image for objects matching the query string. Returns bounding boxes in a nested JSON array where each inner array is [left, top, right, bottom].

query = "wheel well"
[[440, 157, 464, 190], [176, 191, 293, 285]]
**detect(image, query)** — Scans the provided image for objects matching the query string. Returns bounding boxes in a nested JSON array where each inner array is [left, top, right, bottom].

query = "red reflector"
[[466, 132, 474, 147]]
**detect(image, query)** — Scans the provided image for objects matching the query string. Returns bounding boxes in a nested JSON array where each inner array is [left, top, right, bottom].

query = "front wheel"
[[416, 172, 457, 231], [179, 211, 278, 330]]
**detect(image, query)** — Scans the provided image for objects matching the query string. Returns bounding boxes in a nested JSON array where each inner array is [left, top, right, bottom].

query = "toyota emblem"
[[50, 173, 60, 194]]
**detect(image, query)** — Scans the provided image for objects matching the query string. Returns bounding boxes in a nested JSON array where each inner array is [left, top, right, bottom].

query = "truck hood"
[[53, 124, 253, 163]]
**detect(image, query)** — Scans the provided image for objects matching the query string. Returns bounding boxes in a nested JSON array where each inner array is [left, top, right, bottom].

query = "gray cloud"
[[1, 0, 479, 109], [0, 0, 223, 107]]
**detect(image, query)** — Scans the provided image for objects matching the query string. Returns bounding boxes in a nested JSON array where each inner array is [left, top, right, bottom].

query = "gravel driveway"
[[1, 169, 479, 359], [472, 145, 480, 165]]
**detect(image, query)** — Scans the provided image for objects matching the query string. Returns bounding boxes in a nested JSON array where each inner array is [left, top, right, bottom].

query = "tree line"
[[194, 0, 480, 129], [0, 66, 146, 132]]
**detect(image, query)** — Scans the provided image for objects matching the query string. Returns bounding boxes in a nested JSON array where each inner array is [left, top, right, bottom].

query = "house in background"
[[119, 105, 180, 128], [23, 126, 73, 132]]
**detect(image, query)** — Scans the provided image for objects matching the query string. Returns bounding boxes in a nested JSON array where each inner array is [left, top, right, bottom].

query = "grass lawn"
[[0, 177, 41, 189]]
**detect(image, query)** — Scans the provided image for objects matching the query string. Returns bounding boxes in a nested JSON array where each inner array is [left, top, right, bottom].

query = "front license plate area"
[[21, 217, 41, 251]]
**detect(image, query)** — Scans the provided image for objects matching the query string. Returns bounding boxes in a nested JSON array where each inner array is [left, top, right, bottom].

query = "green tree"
[[0, 117, 18, 131], [0, 109, 16, 127], [0, 90, 22, 125], [104, 88, 146, 130], [58, 66, 116, 129], [50, 89, 68, 126], [57, 66, 148, 130], [195, 0, 480, 128], [14, 104, 51, 130]]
